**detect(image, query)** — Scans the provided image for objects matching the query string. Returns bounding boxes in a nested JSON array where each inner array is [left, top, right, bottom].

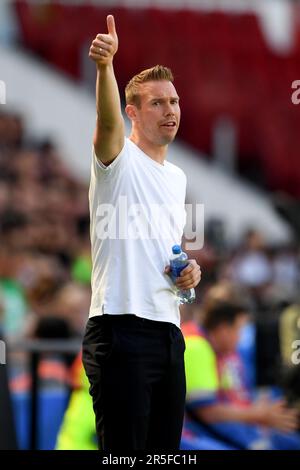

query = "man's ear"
[[125, 104, 138, 122]]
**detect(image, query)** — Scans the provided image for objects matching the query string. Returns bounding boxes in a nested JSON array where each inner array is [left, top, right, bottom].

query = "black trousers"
[[82, 314, 186, 451]]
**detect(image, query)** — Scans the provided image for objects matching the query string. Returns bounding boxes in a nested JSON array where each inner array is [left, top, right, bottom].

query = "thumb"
[[107, 14, 116, 36], [164, 265, 171, 274]]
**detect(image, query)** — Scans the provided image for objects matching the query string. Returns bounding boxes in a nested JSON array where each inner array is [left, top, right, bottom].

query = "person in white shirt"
[[82, 14, 201, 451]]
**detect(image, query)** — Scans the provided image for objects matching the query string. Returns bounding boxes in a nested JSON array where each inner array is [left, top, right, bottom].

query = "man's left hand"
[[165, 259, 201, 290]]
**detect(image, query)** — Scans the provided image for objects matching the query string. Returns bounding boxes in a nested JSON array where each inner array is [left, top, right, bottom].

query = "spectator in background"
[[0, 286, 4, 336], [278, 296, 300, 422], [55, 353, 97, 450], [182, 284, 300, 450], [49, 282, 91, 335], [272, 244, 300, 300], [0, 110, 91, 341], [30, 315, 77, 390], [279, 300, 300, 368], [228, 229, 272, 293], [0, 249, 28, 339], [71, 215, 92, 286], [9, 277, 88, 395]]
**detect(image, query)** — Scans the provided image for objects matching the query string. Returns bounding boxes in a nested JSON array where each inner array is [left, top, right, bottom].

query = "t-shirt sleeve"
[[91, 138, 128, 178], [184, 336, 219, 409]]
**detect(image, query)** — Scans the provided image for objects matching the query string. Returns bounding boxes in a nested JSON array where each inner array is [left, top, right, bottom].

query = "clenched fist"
[[89, 15, 118, 67]]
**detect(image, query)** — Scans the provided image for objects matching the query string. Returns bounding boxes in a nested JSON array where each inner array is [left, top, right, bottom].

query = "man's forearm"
[[96, 63, 122, 130], [197, 403, 265, 425]]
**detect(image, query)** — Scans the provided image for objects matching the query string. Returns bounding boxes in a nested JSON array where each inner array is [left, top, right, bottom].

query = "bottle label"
[[170, 260, 188, 279]]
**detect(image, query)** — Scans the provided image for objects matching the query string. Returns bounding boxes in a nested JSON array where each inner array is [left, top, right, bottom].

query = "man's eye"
[[152, 102, 159, 106]]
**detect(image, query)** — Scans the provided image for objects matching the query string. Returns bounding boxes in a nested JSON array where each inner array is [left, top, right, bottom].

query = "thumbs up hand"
[[89, 15, 118, 66]]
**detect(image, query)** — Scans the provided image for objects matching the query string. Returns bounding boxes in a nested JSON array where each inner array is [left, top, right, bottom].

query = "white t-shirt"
[[88, 137, 187, 328]]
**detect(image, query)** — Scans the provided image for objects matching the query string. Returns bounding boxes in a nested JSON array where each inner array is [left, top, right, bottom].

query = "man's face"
[[211, 315, 248, 355], [129, 80, 180, 146]]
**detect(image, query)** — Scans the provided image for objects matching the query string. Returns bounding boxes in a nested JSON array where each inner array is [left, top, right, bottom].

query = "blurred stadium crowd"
[[1, 0, 300, 451], [0, 110, 92, 340]]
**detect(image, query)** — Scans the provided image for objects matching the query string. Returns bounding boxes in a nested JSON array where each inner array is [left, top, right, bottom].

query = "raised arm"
[[89, 15, 124, 165]]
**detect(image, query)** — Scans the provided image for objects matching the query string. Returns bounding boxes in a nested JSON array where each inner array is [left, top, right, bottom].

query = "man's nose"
[[164, 105, 175, 116]]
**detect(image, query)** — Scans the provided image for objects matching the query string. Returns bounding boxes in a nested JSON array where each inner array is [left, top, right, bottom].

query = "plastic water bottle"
[[170, 245, 196, 304]]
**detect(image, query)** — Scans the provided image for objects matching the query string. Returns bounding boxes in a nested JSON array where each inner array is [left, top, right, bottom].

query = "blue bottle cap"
[[172, 245, 181, 254]]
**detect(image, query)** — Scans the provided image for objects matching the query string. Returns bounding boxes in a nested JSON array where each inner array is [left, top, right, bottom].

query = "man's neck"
[[129, 134, 167, 165]]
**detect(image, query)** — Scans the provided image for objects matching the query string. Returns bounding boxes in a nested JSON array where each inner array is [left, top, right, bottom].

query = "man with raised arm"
[[82, 15, 201, 451]]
